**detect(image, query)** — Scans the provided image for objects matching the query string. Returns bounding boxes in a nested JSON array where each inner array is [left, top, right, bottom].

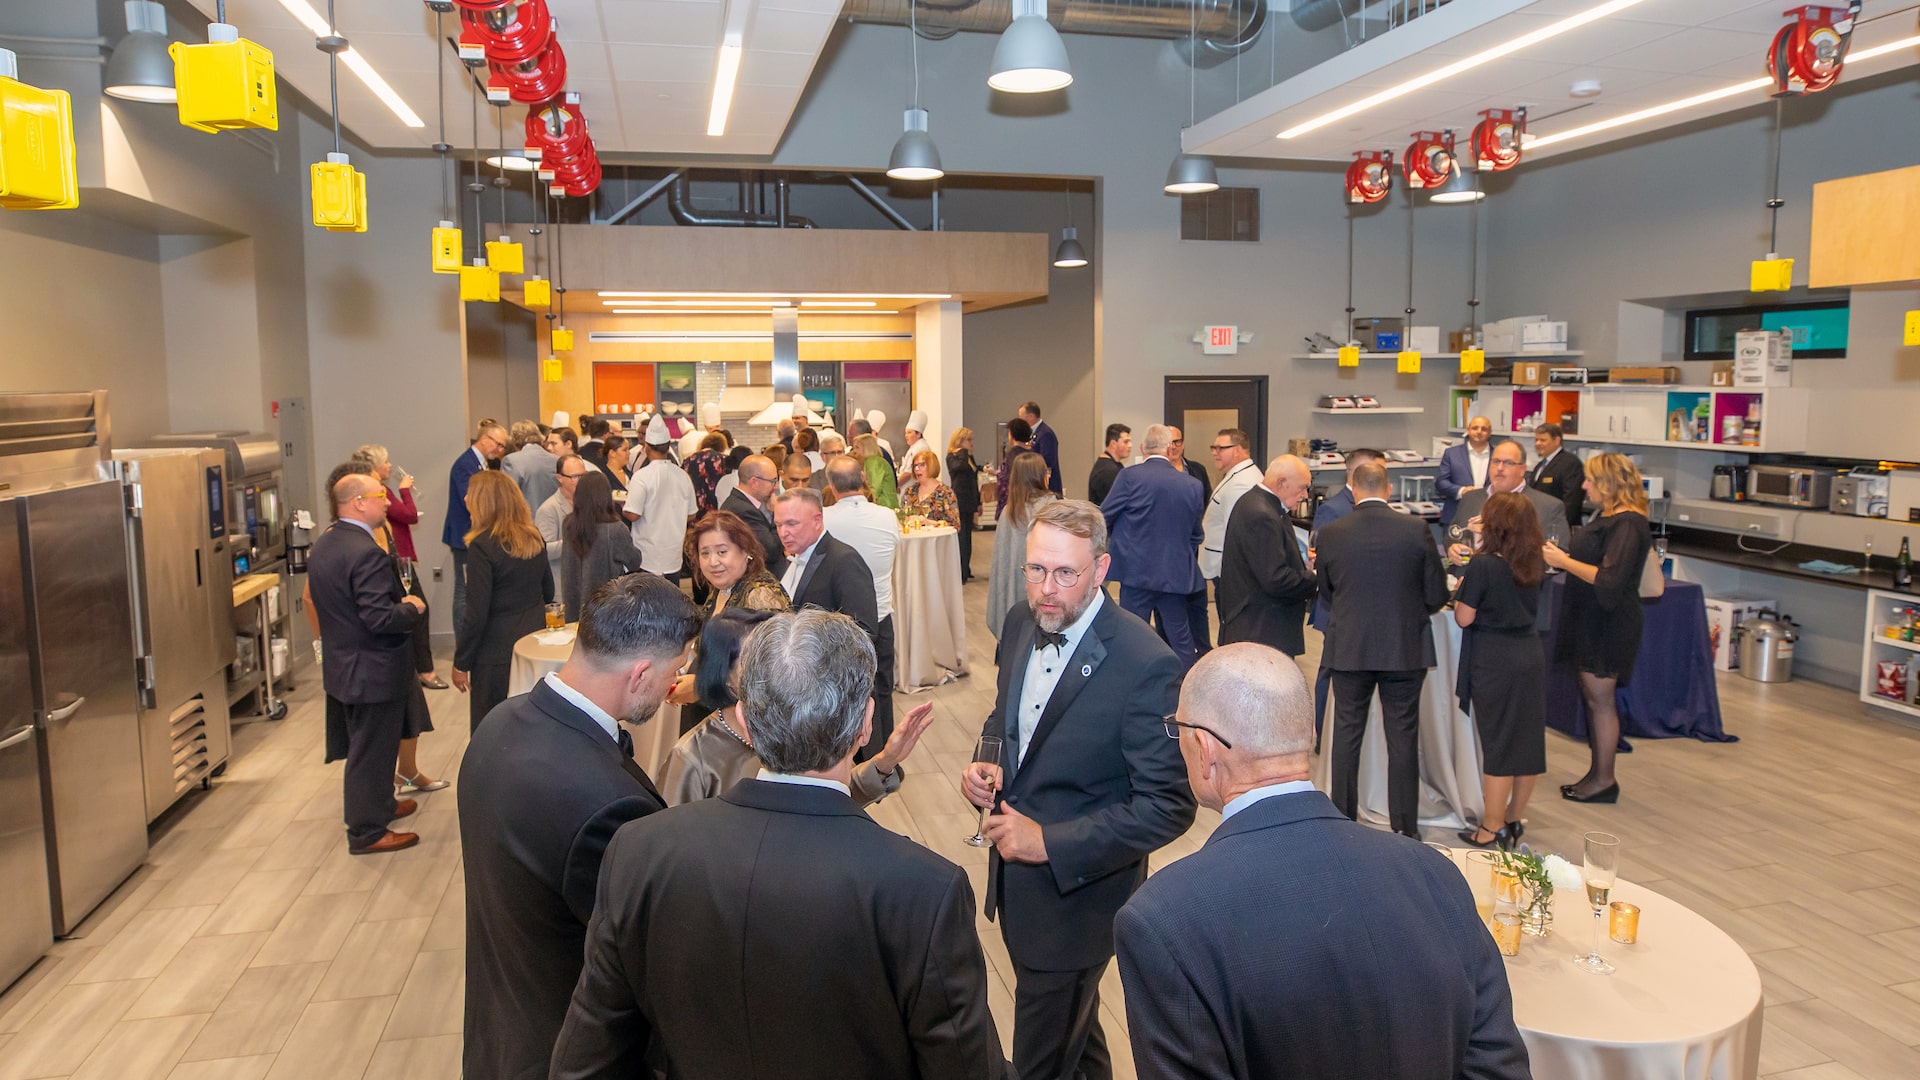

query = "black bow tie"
[[1034, 629, 1068, 652], [616, 727, 635, 759]]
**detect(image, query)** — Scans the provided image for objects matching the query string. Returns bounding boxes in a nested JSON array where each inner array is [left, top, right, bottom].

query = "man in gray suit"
[[1447, 439, 1571, 564], [502, 419, 561, 511]]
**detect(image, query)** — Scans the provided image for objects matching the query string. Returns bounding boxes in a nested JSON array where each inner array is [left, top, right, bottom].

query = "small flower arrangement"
[[1496, 845, 1577, 937]]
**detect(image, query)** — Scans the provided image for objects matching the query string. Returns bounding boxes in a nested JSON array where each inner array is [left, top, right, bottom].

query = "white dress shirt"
[[1015, 590, 1104, 767], [822, 494, 900, 621], [543, 671, 620, 744], [780, 535, 821, 596], [622, 457, 699, 574], [1220, 779, 1318, 821], [1468, 444, 1491, 489], [755, 767, 851, 798], [1199, 457, 1262, 579]]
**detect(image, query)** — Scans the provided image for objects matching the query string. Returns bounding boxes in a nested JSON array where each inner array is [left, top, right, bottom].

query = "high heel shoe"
[[1561, 782, 1620, 804], [1457, 825, 1502, 848]]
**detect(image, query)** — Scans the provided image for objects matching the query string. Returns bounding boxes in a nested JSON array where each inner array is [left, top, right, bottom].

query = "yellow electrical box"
[[461, 263, 500, 303], [1336, 345, 1359, 368], [323, 167, 367, 233], [170, 36, 277, 133], [542, 355, 563, 382], [1904, 310, 1920, 347], [0, 73, 79, 210], [1397, 350, 1422, 374], [1750, 257, 1793, 292], [551, 327, 574, 351], [1459, 348, 1486, 375], [311, 158, 368, 231], [523, 277, 550, 307], [431, 224, 461, 274], [486, 238, 524, 274]]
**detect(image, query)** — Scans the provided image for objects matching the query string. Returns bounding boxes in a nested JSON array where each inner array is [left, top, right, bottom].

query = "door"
[[1165, 376, 1268, 487], [844, 380, 915, 445], [0, 498, 54, 982], [21, 481, 148, 935]]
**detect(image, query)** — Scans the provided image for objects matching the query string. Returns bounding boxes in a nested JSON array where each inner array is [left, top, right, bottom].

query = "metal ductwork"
[[1289, 0, 1456, 35], [665, 174, 814, 229], [842, 0, 1266, 59]]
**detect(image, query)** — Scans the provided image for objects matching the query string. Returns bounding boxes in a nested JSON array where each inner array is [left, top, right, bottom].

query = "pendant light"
[[1164, 0, 1218, 196], [989, 0, 1071, 93], [104, 1, 178, 103], [1052, 228, 1087, 268], [1428, 164, 1484, 204], [887, 2, 944, 182]]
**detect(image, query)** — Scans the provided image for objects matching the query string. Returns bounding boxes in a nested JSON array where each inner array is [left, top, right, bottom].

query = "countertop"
[[232, 573, 279, 608], [1664, 527, 1919, 595]]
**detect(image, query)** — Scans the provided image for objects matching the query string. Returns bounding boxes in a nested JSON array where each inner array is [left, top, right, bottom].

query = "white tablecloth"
[[893, 526, 970, 692], [509, 625, 681, 778], [1444, 850, 1763, 1080], [1312, 611, 1485, 830]]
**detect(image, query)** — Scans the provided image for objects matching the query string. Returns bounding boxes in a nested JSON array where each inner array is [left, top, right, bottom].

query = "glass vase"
[[1521, 884, 1554, 937]]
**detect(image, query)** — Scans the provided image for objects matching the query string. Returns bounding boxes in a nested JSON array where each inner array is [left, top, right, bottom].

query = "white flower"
[[1542, 853, 1583, 892]]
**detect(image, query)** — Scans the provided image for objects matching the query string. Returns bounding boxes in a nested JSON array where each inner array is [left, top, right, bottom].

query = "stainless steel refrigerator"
[[0, 499, 53, 990]]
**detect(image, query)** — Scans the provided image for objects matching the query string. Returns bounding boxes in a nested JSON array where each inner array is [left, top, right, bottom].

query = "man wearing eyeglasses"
[[961, 499, 1195, 1080], [721, 454, 788, 580], [445, 421, 509, 632], [1199, 429, 1262, 655], [536, 456, 590, 585]]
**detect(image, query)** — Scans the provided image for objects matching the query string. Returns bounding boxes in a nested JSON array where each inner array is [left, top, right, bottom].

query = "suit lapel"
[[1010, 606, 1111, 788], [617, 747, 666, 807], [793, 537, 828, 602]]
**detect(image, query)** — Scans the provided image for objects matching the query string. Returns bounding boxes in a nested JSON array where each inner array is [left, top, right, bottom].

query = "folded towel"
[[1798, 560, 1861, 575]]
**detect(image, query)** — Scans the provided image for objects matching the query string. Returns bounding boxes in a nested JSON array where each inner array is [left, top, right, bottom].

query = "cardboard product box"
[[1704, 597, 1776, 672], [1456, 371, 1483, 386], [1609, 366, 1681, 384], [1449, 330, 1475, 352], [1734, 330, 1792, 387], [1288, 438, 1313, 457], [1709, 361, 1735, 387], [1511, 361, 1551, 386], [1520, 321, 1570, 351]]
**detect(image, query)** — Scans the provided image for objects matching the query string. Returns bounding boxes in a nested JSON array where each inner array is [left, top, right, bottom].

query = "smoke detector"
[[1570, 80, 1603, 98]]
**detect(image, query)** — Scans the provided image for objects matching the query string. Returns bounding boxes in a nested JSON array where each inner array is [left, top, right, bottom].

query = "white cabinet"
[[1582, 388, 1668, 444]]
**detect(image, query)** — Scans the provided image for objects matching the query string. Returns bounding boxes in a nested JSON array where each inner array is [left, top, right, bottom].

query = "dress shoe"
[[1458, 825, 1504, 848], [1561, 782, 1620, 804], [391, 798, 419, 820], [420, 675, 450, 690], [349, 830, 419, 856]]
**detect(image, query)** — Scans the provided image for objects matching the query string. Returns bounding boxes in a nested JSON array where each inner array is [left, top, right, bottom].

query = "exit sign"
[[1203, 325, 1238, 355]]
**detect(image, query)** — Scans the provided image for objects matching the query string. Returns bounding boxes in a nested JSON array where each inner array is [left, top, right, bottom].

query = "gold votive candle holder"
[[1494, 867, 1523, 905], [1609, 901, 1641, 944], [1491, 912, 1523, 957]]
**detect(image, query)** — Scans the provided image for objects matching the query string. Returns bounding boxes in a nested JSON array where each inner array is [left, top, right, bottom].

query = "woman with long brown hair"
[[986, 450, 1056, 641], [454, 471, 554, 732], [1453, 492, 1547, 847], [1543, 452, 1653, 803], [561, 470, 644, 621]]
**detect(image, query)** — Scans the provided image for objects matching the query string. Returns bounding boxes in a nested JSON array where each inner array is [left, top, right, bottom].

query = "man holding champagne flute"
[[961, 499, 1195, 1080]]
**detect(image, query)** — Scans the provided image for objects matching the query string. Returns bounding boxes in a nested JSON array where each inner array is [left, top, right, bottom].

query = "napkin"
[[535, 628, 577, 646], [1797, 560, 1861, 575]]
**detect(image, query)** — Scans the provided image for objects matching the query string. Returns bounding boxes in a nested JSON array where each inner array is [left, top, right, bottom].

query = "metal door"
[[123, 453, 223, 711], [22, 481, 147, 934], [844, 380, 914, 444], [1165, 376, 1269, 488], [0, 498, 54, 983]]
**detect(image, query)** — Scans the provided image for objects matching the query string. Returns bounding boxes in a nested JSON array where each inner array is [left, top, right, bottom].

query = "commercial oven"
[[149, 431, 285, 573]]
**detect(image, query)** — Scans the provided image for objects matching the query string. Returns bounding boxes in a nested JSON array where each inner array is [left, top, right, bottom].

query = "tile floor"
[[3, 528, 1919, 1079]]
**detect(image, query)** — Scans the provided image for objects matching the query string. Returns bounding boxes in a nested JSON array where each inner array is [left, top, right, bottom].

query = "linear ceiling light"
[[609, 309, 901, 316], [707, 37, 743, 136], [273, 0, 424, 127], [1277, 0, 1654, 140], [800, 300, 879, 307], [604, 299, 794, 307], [597, 291, 954, 299]]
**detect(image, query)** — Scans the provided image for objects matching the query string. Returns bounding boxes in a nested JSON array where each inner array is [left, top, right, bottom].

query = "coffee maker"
[[1711, 464, 1748, 502]]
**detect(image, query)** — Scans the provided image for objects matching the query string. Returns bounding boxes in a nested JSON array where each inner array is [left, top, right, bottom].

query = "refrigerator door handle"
[[45, 697, 85, 723], [0, 727, 32, 750]]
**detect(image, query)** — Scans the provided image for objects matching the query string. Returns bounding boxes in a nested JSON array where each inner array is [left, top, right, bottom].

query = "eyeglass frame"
[[353, 489, 389, 503], [1206, 441, 1238, 454], [1021, 560, 1094, 588], [1162, 713, 1233, 749]]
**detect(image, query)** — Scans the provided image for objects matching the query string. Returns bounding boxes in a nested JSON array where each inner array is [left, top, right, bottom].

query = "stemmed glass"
[[1573, 831, 1620, 974], [965, 735, 1003, 848], [397, 557, 415, 593]]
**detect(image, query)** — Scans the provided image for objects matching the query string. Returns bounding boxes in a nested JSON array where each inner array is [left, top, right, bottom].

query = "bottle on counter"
[[1898, 537, 1913, 589]]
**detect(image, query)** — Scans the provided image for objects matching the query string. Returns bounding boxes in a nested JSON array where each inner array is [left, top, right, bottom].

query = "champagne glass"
[[965, 735, 1004, 848], [1574, 831, 1620, 974], [397, 557, 415, 593]]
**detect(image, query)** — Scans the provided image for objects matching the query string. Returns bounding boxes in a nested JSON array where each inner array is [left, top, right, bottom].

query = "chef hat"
[[853, 408, 866, 422], [700, 402, 722, 427], [678, 429, 706, 459], [906, 409, 928, 434], [645, 414, 671, 446], [868, 409, 887, 433], [791, 394, 810, 419], [551, 410, 570, 429]]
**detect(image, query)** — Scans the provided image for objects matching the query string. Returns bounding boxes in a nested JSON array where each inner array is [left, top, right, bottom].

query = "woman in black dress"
[[946, 427, 982, 582], [454, 471, 554, 733], [1543, 452, 1652, 803], [1454, 492, 1546, 848]]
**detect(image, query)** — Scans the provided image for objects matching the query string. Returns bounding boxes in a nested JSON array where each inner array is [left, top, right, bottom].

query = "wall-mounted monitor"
[[1684, 298, 1849, 360]]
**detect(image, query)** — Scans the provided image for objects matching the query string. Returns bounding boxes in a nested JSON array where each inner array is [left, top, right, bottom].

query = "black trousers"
[[1329, 669, 1427, 837], [1314, 662, 1333, 752], [406, 574, 434, 675], [1010, 957, 1112, 1080], [468, 662, 512, 734], [1185, 585, 1212, 658], [855, 615, 896, 763], [342, 698, 405, 849], [957, 516, 976, 581]]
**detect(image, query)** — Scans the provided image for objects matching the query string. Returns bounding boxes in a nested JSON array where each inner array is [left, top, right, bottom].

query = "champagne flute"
[[965, 735, 1004, 848], [1574, 831, 1620, 974], [397, 557, 415, 593]]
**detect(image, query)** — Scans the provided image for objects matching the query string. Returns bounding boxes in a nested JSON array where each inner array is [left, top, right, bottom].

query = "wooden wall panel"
[[1809, 164, 1920, 288]]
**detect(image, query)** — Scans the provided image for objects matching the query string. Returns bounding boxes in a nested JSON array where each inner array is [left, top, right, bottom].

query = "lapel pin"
[[1081, 664, 1093, 677]]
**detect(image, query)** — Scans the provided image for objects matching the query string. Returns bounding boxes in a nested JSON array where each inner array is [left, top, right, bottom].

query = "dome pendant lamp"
[[105, 1, 178, 103], [989, 0, 1072, 93], [1052, 227, 1088, 268], [886, 4, 943, 182], [1428, 163, 1484, 204], [1163, 0, 1217, 195]]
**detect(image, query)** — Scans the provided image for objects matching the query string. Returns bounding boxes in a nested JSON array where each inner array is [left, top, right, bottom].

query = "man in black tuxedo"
[[1218, 454, 1318, 657], [1115, 644, 1531, 1079], [1317, 462, 1449, 838], [550, 610, 1002, 1079], [962, 499, 1196, 1080], [720, 453, 787, 579], [306, 473, 427, 856], [1529, 422, 1586, 525], [457, 574, 698, 1080]]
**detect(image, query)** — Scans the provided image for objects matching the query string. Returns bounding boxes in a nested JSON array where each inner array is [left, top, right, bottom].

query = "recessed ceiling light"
[[597, 291, 953, 300]]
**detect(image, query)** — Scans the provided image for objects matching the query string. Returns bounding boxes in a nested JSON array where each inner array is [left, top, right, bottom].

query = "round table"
[[1445, 850, 1763, 1079], [509, 625, 682, 778], [892, 525, 970, 692]]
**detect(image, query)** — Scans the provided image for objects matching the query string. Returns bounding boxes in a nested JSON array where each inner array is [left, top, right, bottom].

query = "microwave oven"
[[1747, 465, 1835, 509]]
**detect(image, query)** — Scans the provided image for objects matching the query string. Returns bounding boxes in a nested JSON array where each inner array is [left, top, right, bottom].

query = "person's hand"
[[983, 803, 1048, 864], [451, 669, 471, 693], [1460, 485, 1481, 496], [402, 595, 427, 612], [873, 703, 935, 776], [1447, 543, 1473, 565], [961, 760, 1002, 809], [1467, 514, 1483, 533], [398, 474, 414, 490], [666, 672, 699, 706], [1542, 540, 1571, 571]]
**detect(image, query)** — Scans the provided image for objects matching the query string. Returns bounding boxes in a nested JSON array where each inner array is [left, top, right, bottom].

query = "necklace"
[[713, 715, 749, 747]]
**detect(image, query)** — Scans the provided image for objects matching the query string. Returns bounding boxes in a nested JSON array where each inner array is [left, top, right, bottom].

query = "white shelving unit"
[[1310, 406, 1425, 415], [1860, 588, 1920, 721], [1291, 351, 1586, 361], [1446, 383, 1811, 453]]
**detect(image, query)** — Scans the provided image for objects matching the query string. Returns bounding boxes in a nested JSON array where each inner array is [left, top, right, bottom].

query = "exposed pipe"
[[666, 173, 813, 228], [1287, 0, 1349, 33], [845, 176, 918, 231], [776, 176, 790, 228], [842, 0, 1265, 58]]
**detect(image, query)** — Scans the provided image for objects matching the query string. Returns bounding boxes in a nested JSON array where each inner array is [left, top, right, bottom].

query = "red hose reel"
[[1403, 131, 1454, 190], [1470, 108, 1525, 172], [464, 0, 553, 65], [1344, 150, 1393, 204], [1767, 3, 1859, 95], [488, 39, 568, 104]]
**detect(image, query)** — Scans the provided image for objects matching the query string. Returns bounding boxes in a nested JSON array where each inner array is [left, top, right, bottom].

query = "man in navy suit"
[[1114, 643, 1530, 1080], [1020, 400, 1063, 496], [444, 420, 508, 631], [1099, 425, 1206, 669], [1437, 415, 1495, 526]]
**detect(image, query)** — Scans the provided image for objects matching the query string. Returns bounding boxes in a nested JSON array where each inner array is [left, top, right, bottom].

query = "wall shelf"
[[1310, 406, 1425, 415], [1294, 351, 1585, 361], [1448, 384, 1810, 453]]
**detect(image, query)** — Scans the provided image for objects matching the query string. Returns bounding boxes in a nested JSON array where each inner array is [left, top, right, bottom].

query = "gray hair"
[[773, 486, 823, 512], [1140, 424, 1173, 455], [1029, 499, 1108, 558], [819, 432, 846, 454], [1181, 643, 1314, 758], [733, 610, 876, 772], [576, 574, 701, 671], [352, 444, 389, 468]]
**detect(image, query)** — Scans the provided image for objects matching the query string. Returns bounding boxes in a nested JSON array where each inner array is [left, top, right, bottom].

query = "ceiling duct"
[[1289, 0, 1455, 35], [842, 0, 1266, 60], [666, 173, 814, 229]]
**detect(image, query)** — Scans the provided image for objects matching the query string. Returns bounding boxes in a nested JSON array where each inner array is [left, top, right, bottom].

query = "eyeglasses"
[[354, 490, 389, 502], [1169, 438, 1185, 446], [1022, 561, 1092, 588], [1207, 443, 1235, 453], [1163, 714, 1233, 749]]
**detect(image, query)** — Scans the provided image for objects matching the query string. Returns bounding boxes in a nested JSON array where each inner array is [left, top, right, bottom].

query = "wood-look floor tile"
[[178, 961, 327, 1062], [1764, 998, 1920, 1078], [217, 800, 303, 852], [379, 949, 463, 1041], [149, 847, 267, 909], [299, 844, 388, 897], [361, 1033, 462, 1080], [1754, 948, 1920, 1044], [418, 875, 464, 954], [198, 868, 316, 937], [73, 905, 217, 984], [249, 892, 370, 969], [1770, 1063, 1875, 1079], [126, 932, 270, 1020], [261, 995, 396, 1080], [361, 856, 457, 923], [248, 819, 344, 874], [0, 953, 85, 1035], [0, 978, 150, 1080], [311, 917, 432, 1003], [165, 1054, 276, 1080], [144, 825, 221, 883], [63, 871, 165, 947], [71, 1012, 209, 1080]]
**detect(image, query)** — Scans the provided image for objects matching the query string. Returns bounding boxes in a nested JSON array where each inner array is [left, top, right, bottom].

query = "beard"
[[1031, 588, 1094, 633], [624, 694, 664, 726]]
